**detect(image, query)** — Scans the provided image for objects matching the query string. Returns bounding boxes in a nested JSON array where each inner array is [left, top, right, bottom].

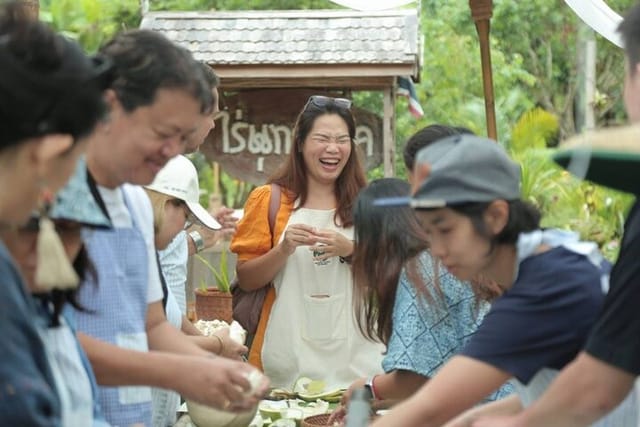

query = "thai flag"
[[397, 76, 424, 119]]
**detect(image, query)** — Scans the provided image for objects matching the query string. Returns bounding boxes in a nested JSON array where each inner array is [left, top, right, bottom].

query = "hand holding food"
[[280, 223, 317, 255], [328, 376, 366, 425], [194, 319, 248, 360], [309, 229, 353, 262]]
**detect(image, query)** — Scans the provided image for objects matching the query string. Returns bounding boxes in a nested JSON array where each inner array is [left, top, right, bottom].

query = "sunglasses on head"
[[304, 95, 352, 111]]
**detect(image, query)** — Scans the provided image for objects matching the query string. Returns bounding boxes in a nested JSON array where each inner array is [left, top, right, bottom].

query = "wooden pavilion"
[[141, 8, 421, 182]]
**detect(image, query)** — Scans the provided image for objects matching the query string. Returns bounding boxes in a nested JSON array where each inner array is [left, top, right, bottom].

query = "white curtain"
[[564, 0, 623, 48]]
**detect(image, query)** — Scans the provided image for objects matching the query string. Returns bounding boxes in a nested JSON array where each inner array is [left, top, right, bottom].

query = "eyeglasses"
[[169, 199, 194, 229], [304, 95, 352, 111], [310, 133, 352, 145]]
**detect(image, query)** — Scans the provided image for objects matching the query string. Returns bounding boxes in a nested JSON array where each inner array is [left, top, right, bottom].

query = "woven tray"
[[301, 413, 334, 427]]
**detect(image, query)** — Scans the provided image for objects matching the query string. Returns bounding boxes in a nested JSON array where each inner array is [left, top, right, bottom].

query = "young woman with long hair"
[[331, 178, 511, 423], [231, 95, 383, 389]]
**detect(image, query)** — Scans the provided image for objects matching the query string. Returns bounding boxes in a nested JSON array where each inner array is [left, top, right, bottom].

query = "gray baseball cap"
[[375, 134, 522, 208]]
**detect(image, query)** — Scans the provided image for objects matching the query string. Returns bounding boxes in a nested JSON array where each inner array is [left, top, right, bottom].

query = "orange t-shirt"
[[230, 184, 294, 368]]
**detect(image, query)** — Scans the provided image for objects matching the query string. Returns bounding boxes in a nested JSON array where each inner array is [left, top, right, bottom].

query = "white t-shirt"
[[97, 184, 163, 304], [158, 231, 189, 315]]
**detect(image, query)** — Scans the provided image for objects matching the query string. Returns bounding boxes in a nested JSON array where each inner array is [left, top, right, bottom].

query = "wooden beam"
[[383, 83, 396, 177], [219, 76, 395, 90], [210, 64, 417, 81], [470, 0, 498, 140]]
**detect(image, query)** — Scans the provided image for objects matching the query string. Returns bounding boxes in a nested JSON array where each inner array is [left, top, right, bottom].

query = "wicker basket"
[[302, 413, 334, 427], [194, 288, 233, 322]]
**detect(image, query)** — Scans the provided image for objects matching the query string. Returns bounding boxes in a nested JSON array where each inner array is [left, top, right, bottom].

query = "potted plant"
[[194, 248, 234, 323]]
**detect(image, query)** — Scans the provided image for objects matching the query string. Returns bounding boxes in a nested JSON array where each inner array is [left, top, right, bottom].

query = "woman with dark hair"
[[371, 135, 638, 426], [231, 95, 383, 389], [1, 164, 113, 427], [0, 1, 110, 425], [331, 178, 511, 423]]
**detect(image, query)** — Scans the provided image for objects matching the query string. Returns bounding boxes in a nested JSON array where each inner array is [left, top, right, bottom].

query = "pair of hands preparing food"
[[327, 377, 368, 425], [184, 322, 248, 360], [210, 326, 248, 360], [179, 356, 270, 412], [279, 223, 353, 261]]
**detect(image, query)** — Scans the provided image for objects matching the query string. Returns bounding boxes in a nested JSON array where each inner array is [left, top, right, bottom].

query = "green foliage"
[[510, 108, 559, 153], [220, 171, 254, 209], [366, 165, 385, 182], [397, 1, 536, 149], [189, 153, 254, 209], [491, 0, 635, 133], [41, 0, 139, 53], [187, 153, 213, 208], [150, 0, 338, 12], [510, 109, 633, 261], [195, 250, 232, 292], [515, 149, 565, 209], [538, 163, 632, 261]]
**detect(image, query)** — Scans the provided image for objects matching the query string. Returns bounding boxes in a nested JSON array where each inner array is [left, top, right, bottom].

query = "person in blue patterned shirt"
[[335, 179, 512, 413]]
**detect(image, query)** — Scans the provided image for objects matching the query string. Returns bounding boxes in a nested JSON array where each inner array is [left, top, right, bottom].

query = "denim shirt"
[[0, 241, 61, 426]]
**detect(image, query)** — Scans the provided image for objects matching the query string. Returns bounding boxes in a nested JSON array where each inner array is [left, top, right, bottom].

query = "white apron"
[[261, 207, 383, 390]]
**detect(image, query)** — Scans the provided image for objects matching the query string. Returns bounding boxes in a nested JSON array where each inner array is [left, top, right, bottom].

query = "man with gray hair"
[[72, 30, 265, 427]]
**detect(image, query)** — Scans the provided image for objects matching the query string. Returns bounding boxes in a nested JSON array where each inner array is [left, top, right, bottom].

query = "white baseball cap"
[[146, 155, 221, 229]]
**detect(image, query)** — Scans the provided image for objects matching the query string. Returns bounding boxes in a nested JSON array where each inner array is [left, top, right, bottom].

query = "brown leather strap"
[[268, 184, 281, 238]]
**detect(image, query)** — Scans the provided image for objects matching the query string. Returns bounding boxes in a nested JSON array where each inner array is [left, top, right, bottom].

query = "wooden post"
[[140, 0, 149, 15], [382, 83, 396, 177], [212, 161, 220, 195], [470, 0, 497, 140], [209, 161, 222, 212], [576, 23, 596, 132]]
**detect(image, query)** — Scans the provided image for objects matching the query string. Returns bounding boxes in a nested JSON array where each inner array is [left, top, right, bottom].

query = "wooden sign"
[[200, 89, 383, 185]]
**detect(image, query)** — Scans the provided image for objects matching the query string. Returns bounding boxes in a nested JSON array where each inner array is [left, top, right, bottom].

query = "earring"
[[34, 189, 79, 291]]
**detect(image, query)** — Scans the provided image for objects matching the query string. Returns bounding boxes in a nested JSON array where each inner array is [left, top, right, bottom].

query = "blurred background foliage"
[[40, 0, 637, 259]]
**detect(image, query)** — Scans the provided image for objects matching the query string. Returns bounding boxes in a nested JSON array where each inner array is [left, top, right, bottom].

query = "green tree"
[[150, 0, 338, 11], [396, 2, 535, 158], [40, 0, 139, 52], [491, 0, 635, 136]]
